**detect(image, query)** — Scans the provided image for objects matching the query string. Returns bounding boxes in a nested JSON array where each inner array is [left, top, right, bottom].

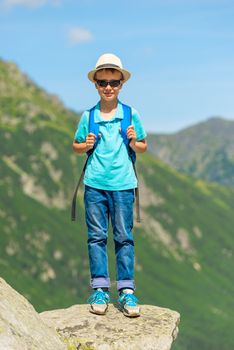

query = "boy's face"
[[94, 69, 123, 103]]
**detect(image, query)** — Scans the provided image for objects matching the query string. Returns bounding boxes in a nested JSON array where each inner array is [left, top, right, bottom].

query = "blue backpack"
[[71, 103, 140, 222]]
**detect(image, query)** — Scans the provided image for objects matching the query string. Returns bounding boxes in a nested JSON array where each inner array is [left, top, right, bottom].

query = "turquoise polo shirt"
[[74, 100, 147, 191]]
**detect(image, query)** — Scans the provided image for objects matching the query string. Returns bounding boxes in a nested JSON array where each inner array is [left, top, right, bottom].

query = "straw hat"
[[88, 53, 131, 82]]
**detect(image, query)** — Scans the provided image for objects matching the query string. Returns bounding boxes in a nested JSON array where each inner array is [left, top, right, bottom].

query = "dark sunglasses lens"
[[97, 80, 108, 87], [96, 80, 121, 87], [110, 80, 121, 87]]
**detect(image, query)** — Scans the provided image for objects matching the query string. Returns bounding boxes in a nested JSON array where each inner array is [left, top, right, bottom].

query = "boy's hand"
[[127, 125, 137, 147], [85, 133, 96, 151]]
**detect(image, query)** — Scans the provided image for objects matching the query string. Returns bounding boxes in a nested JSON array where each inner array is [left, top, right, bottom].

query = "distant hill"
[[1, 58, 234, 350], [147, 117, 234, 186]]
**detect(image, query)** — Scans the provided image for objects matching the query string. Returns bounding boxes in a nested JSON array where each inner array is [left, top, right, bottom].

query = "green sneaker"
[[118, 289, 140, 317], [87, 288, 110, 315]]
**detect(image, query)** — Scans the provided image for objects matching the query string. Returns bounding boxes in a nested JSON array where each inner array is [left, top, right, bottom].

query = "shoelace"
[[121, 293, 138, 306], [87, 290, 109, 304]]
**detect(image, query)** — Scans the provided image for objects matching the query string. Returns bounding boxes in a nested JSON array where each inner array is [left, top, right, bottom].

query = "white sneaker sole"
[[118, 304, 140, 317], [89, 304, 108, 315], [123, 308, 141, 317]]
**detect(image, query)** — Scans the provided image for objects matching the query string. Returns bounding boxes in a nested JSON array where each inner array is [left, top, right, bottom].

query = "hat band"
[[96, 63, 121, 70]]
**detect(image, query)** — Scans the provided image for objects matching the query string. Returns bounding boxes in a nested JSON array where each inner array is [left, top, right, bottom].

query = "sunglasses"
[[95, 79, 122, 88]]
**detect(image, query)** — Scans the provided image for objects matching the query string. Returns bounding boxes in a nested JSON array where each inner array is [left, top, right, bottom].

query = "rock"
[[0, 277, 180, 350], [0, 277, 66, 350], [41, 304, 180, 350]]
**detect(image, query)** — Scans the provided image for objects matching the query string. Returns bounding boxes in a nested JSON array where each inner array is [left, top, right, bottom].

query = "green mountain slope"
[[147, 117, 234, 186], [1, 59, 234, 350]]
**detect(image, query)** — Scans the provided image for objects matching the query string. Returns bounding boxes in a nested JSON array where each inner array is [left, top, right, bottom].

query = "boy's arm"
[[73, 133, 96, 154], [127, 125, 147, 153]]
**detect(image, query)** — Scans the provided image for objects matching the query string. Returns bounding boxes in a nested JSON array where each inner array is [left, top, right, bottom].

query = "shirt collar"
[[94, 100, 124, 123]]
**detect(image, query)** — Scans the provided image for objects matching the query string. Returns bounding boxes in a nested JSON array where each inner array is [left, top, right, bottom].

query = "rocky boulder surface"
[[41, 303, 180, 350], [0, 277, 66, 350], [0, 277, 180, 349]]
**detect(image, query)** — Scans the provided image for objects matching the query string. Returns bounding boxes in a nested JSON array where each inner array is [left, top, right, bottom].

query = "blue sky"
[[0, 0, 234, 133]]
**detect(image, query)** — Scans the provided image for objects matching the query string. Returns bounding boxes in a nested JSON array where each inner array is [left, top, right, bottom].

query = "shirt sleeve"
[[131, 107, 147, 141], [74, 111, 89, 142]]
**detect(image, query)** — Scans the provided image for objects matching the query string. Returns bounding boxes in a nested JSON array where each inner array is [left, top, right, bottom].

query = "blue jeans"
[[84, 185, 135, 291]]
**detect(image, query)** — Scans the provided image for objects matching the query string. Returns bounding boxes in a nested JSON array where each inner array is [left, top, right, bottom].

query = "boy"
[[73, 53, 147, 317]]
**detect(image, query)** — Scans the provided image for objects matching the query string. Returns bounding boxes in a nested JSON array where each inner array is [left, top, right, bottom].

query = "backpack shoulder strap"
[[71, 105, 98, 221], [88, 105, 99, 136], [87, 105, 99, 156], [120, 103, 140, 222], [120, 103, 136, 163], [120, 103, 131, 145]]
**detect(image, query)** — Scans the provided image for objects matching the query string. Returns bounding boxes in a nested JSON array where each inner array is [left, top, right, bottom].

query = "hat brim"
[[88, 66, 131, 83]]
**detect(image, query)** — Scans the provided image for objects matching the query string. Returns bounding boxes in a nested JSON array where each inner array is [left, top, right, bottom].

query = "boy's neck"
[[100, 99, 118, 113]]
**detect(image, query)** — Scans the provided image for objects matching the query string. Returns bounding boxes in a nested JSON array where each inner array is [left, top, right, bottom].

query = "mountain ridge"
[[147, 116, 234, 186]]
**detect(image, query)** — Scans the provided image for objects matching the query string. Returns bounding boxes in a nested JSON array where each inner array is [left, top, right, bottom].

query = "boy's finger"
[[87, 132, 96, 138], [128, 129, 136, 137], [127, 129, 136, 136], [87, 135, 96, 141], [127, 125, 134, 130]]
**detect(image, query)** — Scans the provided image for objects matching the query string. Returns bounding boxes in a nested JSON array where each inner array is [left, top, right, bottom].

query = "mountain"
[[1, 58, 234, 350], [147, 117, 234, 186]]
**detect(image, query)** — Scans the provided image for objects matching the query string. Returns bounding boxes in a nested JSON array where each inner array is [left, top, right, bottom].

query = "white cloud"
[[68, 27, 93, 45], [1, 0, 61, 9]]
